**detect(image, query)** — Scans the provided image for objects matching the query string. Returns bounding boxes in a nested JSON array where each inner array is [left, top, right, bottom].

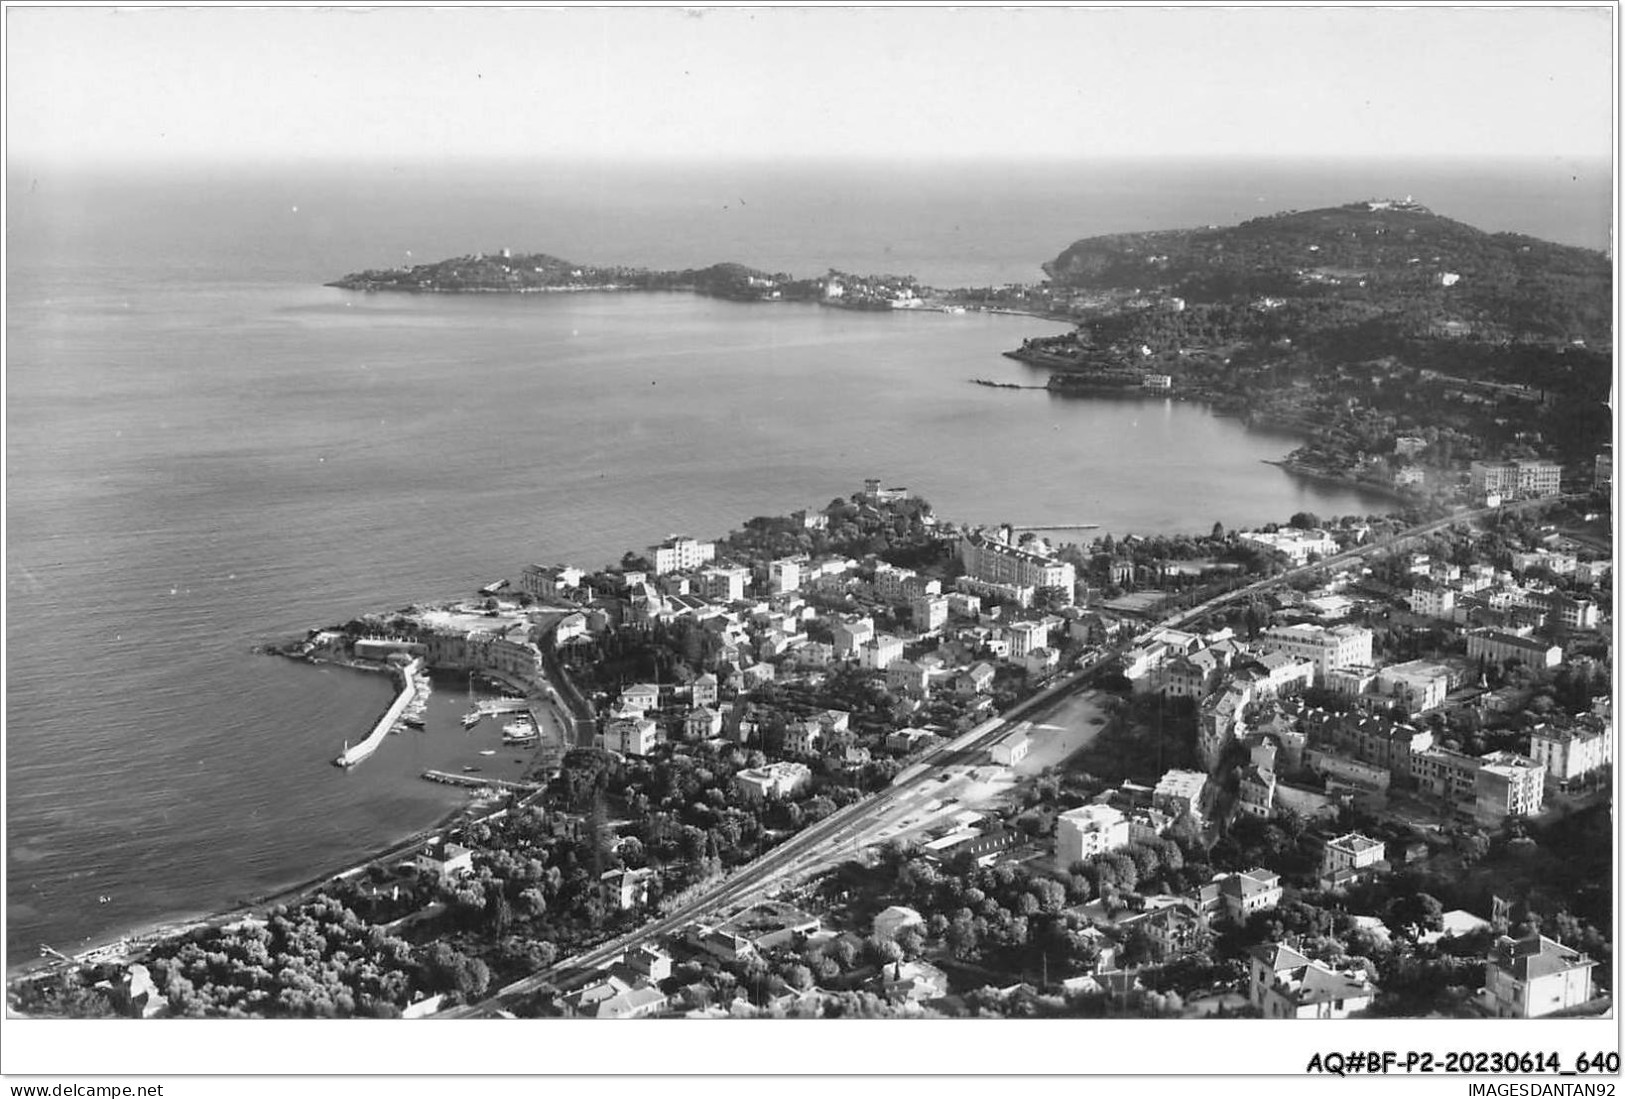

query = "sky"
[[4, 5, 1617, 167]]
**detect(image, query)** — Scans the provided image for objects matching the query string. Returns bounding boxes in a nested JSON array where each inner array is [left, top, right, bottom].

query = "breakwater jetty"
[[420, 769, 542, 793], [334, 658, 424, 768]]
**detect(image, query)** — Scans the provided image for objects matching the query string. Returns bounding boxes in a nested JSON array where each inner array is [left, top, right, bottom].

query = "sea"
[[4, 156, 1612, 965]]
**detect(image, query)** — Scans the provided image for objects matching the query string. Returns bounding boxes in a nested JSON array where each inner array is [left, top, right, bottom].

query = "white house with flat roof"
[[1319, 832, 1385, 890], [1055, 804, 1130, 869], [1483, 933, 1597, 1018]]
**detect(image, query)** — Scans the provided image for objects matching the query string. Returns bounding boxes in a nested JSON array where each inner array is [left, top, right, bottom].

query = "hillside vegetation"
[[1044, 202, 1611, 344]]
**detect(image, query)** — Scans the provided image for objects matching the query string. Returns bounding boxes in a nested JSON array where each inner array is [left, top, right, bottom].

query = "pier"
[[334, 658, 424, 768], [420, 769, 542, 793], [1009, 523, 1100, 532]]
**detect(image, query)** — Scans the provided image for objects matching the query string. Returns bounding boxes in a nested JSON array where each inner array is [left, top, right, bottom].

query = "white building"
[[1476, 751, 1546, 822], [872, 563, 919, 606], [832, 618, 875, 657], [1529, 723, 1613, 788], [958, 531, 1076, 606], [733, 761, 811, 800], [699, 566, 750, 604], [1259, 623, 1373, 682], [1408, 585, 1456, 618], [911, 595, 949, 632], [1003, 618, 1052, 659], [886, 659, 930, 698], [1319, 832, 1385, 890], [1055, 804, 1130, 868], [1152, 770, 1208, 823], [1248, 942, 1377, 1019], [1469, 459, 1562, 500], [1374, 660, 1452, 715], [1218, 868, 1283, 922], [416, 840, 475, 884], [520, 563, 585, 599], [606, 716, 661, 757], [768, 558, 802, 594], [618, 682, 661, 714], [1483, 934, 1598, 1019], [859, 633, 906, 670], [1511, 549, 1577, 576], [650, 535, 717, 575], [1466, 629, 1562, 669], [990, 734, 1030, 767], [1239, 528, 1338, 566]]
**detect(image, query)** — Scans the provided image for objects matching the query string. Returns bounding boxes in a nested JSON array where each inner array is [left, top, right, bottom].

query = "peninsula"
[[326, 200, 1613, 512], [328, 252, 939, 311], [996, 200, 1612, 506]]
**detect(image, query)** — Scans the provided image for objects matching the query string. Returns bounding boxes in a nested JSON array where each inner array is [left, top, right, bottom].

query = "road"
[[435, 493, 1583, 1017]]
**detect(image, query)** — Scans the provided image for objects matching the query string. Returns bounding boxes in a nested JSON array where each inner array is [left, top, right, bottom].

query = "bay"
[[8, 156, 1603, 964]]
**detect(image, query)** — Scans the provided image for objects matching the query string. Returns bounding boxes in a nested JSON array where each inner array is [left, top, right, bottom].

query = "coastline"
[[12, 645, 573, 985], [1258, 458, 1418, 504], [10, 799, 478, 983], [324, 277, 1071, 323], [1012, 370, 1416, 508]]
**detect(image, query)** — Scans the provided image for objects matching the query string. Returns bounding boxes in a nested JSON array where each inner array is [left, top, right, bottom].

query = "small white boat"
[[479, 749, 497, 756], [461, 710, 482, 728]]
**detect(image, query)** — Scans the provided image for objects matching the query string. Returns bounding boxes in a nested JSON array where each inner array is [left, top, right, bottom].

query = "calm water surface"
[[7, 157, 1606, 962]]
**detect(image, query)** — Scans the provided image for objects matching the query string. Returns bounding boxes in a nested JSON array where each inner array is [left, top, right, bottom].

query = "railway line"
[[435, 493, 1583, 1017]]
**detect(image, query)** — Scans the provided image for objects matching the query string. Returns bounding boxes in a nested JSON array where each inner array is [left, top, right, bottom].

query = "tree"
[[1119, 927, 1157, 968], [1289, 511, 1320, 530], [484, 891, 512, 937], [946, 911, 980, 961], [1385, 892, 1444, 942], [1455, 830, 1490, 866], [869, 936, 904, 966]]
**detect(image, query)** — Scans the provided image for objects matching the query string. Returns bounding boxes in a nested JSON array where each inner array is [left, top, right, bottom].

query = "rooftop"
[[1222, 869, 1282, 898], [1327, 832, 1384, 854], [1249, 941, 1311, 972], [1491, 934, 1595, 982], [1277, 962, 1374, 1006]]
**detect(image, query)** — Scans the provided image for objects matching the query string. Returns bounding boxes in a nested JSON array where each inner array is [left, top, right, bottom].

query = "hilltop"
[[1042, 200, 1611, 344], [1015, 200, 1613, 484]]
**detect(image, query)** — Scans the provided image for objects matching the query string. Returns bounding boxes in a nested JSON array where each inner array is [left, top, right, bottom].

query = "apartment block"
[[650, 535, 717, 575], [1469, 459, 1562, 499], [1259, 623, 1373, 682]]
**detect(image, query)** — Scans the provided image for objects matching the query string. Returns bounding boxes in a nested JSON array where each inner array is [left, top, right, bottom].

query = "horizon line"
[[6, 150, 1615, 174]]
